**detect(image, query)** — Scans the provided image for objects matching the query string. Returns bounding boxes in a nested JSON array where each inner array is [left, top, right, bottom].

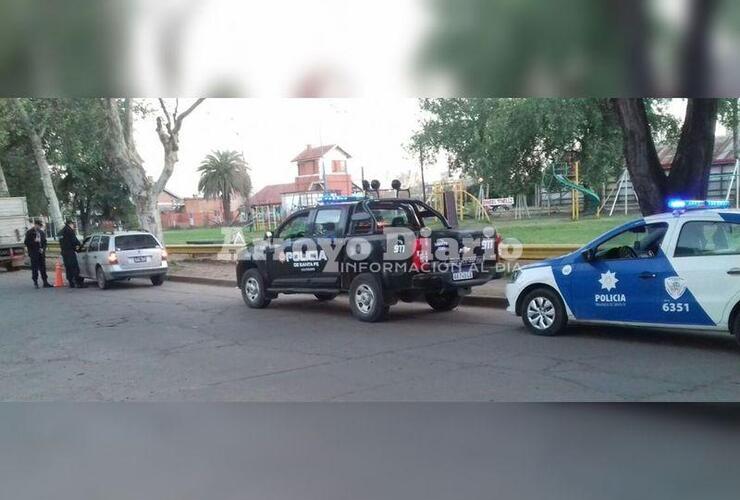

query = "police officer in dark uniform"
[[58, 219, 85, 288], [24, 219, 53, 289]]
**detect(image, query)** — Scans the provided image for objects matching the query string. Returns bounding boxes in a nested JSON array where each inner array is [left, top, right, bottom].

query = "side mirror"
[[582, 248, 595, 262]]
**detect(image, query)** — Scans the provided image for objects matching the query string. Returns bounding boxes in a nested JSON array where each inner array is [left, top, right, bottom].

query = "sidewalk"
[[167, 259, 509, 308]]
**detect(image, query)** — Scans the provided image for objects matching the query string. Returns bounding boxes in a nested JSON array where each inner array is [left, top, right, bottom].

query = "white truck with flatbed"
[[0, 197, 29, 271]]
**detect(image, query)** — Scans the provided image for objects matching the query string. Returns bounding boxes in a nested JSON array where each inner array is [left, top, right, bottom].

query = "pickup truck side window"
[[370, 204, 419, 230], [675, 221, 740, 257], [276, 213, 309, 240], [594, 223, 668, 260], [313, 209, 343, 238]]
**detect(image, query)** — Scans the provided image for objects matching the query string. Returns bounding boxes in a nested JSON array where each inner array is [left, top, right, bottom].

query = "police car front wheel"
[[241, 269, 271, 309], [521, 288, 567, 336]]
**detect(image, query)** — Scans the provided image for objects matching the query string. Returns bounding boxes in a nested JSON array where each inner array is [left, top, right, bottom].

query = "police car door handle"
[[639, 272, 656, 280], [728, 268, 740, 275]]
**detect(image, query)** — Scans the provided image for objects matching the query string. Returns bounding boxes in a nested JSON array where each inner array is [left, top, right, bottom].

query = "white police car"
[[506, 200, 740, 343]]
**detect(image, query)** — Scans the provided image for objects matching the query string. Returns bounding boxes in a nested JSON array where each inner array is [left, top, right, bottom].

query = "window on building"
[[332, 160, 345, 173]]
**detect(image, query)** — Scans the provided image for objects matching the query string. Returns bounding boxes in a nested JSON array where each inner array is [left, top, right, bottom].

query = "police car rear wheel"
[[241, 269, 271, 309], [315, 293, 338, 301], [522, 288, 566, 336], [349, 274, 388, 322], [732, 313, 740, 346], [425, 291, 462, 311]]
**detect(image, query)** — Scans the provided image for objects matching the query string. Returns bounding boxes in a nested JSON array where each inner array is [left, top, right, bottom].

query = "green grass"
[[459, 214, 638, 244], [165, 213, 640, 246]]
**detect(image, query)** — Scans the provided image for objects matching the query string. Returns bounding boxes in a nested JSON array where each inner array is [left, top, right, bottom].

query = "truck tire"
[[150, 275, 165, 286], [241, 269, 271, 309], [521, 287, 567, 336], [315, 292, 338, 301], [349, 273, 388, 322], [425, 291, 462, 311], [96, 266, 109, 290]]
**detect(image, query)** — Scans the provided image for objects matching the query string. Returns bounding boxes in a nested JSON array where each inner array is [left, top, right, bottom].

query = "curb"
[[167, 274, 508, 309]]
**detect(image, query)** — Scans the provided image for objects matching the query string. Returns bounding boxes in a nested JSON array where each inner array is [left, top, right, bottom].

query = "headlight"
[[510, 269, 521, 283]]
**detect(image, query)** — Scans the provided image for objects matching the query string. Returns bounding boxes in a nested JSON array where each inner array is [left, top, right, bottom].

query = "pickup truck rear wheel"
[[349, 273, 388, 322], [521, 288, 566, 336], [315, 292, 338, 301], [425, 291, 462, 311], [241, 269, 271, 309]]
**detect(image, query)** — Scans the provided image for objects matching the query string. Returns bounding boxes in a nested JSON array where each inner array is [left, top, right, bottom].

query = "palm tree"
[[197, 150, 252, 225]]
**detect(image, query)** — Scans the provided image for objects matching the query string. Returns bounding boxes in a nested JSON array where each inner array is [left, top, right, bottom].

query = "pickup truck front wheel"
[[425, 291, 462, 312], [349, 274, 388, 322], [241, 269, 271, 309]]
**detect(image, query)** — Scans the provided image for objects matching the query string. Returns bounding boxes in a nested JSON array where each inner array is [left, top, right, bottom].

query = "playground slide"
[[553, 174, 601, 205]]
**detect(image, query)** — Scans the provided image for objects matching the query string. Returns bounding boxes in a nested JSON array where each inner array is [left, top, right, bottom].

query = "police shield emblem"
[[664, 276, 687, 300]]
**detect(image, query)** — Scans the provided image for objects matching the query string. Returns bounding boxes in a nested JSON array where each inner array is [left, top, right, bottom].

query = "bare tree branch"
[[174, 98, 205, 133], [158, 98, 173, 134]]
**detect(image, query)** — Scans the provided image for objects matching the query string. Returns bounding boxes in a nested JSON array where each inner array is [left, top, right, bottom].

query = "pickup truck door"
[[269, 211, 312, 288], [308, 207, 346, 289]]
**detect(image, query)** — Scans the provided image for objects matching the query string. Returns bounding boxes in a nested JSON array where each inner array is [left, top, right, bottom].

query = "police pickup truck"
[[506, 200, 740, 344], [237, 197, 500, 322]]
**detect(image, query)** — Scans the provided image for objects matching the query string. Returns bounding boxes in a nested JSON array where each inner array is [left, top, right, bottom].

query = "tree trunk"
[[0, 159, 9, 197], [11, 99, 65, 231], [666, 99, 718, 199], [222, 193, 231, 225], [611, 98, 667, 215], [103, 98, 203, 242], [612, 98, 719, 216]]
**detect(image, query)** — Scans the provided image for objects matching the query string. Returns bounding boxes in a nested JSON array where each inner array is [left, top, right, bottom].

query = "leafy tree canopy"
[[410, 98, 686, 195]]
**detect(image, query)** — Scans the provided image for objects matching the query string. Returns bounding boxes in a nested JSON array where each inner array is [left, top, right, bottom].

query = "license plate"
[[452, 269, 474, 281], [131, 256, 149, 263]]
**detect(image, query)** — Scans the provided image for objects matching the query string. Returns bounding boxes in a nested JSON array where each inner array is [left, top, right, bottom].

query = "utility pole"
[[419, 149, 427, 201]]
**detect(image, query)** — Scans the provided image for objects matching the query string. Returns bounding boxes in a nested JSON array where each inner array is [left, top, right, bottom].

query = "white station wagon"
[[78, 231, 168, 289]]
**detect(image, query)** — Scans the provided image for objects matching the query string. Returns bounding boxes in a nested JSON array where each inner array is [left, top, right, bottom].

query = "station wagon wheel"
[[95, 266, 109, 290], [241, 269, 271, 309], [349, 273, 388, 322], [521, 288, 566, 336], [732, 312, 740, 347]]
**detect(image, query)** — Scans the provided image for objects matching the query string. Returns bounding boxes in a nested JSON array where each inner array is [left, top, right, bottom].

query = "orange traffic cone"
[[54, 258, 65, 287]]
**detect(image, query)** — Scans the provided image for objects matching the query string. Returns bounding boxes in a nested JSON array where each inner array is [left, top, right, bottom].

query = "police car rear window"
[[675, 221, 740, 257], [115, 234, 159, 250]]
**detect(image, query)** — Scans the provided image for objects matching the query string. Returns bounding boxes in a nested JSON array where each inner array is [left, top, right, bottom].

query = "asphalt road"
[[2, 269, 740, 401]]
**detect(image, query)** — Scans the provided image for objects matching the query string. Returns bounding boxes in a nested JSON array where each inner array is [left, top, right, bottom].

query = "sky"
[[133, 98, 448, 198]]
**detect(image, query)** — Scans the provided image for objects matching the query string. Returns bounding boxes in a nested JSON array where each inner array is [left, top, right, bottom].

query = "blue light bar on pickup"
[[317, 193, 367, 204], [668, 199, 731, 211]]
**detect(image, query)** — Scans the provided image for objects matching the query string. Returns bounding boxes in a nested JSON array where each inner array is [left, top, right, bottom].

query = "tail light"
[[108, 252, 119, 264], [161, 249, 168, 261], [411, 237, 431, 272]]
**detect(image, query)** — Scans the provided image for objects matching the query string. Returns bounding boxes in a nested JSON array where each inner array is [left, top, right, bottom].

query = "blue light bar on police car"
[[668, 199, 731, 211]]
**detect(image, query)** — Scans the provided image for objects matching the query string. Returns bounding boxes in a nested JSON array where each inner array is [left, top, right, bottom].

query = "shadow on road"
[[567, 324, 737, 353]]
